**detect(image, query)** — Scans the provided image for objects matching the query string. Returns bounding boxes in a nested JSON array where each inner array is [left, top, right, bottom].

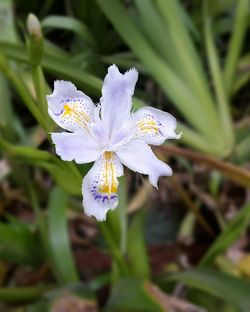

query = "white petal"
[[101, 65, 138, 138], [82, 152, 123, 221], [47, 80, 95, 132], [116, 139, 172, 188], [132, 107, 181, 146], [51, 129, 101, 163]]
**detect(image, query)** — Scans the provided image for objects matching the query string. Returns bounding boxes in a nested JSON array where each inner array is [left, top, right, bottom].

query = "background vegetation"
[[0, 0, 250, 311]]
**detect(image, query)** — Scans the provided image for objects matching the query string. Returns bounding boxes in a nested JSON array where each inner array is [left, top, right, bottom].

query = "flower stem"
[[98, 221, 130, 276], [31, 65, 54, 133]]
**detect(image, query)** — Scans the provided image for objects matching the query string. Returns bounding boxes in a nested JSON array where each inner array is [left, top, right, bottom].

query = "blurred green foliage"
[[0, 0, 250, 311]]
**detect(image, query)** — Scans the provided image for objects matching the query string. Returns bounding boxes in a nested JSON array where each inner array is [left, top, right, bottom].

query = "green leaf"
[[47, 187, 78, 285], [38, 162, 82, 196], [0, 41, 102, 95], [232, 53, 250, 94], [127, 211, 150, 278], [41, 15, 96, 48], [161, 269, 250, 312], [0, 217, 43, 266], [0, 0, 18, 141], [203, 1, 234, 151], [107, 278, 170, 312], [234, 136, 250, 164], [0, 286, 45, 304], [28, 283, 96, 312], [224, 0, 250, 94], [0, 74, 16, 141], [199, 203, 250, 267], [0, 138, 82, 196], [188, 288, 239, 312], [0, 0, 18, 43], [155, 0, 219, 126], [96, 0, 228, 156]]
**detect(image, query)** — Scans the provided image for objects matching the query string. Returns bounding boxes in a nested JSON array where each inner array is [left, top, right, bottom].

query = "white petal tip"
[[85, 212, 107, 222], [107, 64, 120, 76]]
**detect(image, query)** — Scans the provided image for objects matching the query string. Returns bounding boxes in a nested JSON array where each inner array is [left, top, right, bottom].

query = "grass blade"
[[96, 0, 226, 151], [41, 15, 96, 48], [0, 218, 43, 266], [199, 203, 250, 267], [0, 287, 45, 303], [127, 211, 150, 278], [155, 0, 220, 128], [224, 0, 250, 94], [161, 269, 250, 312], [203, 1, 234, 151], [47, 187, 78, 285]]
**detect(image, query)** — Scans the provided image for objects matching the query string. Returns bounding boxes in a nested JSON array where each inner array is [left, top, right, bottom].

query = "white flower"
[[47, 65, 181, 221]]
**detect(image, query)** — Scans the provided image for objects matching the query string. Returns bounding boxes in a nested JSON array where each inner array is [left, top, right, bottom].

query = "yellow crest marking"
[[99, 152, 118, 197], [62, 103, 90, 129], [138, 120, 159, 134]]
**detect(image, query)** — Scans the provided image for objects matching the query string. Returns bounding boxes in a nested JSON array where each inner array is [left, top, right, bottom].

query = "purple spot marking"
[[158, 128, 164, 136], [53, 109, 64, 116], [110, 195, 117, 200], [95, 195, 102, 200], [102, 196, 108, 202]]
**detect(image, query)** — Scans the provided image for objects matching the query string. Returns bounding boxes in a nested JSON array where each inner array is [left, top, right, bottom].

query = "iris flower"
[[47, 65, 180, 221]]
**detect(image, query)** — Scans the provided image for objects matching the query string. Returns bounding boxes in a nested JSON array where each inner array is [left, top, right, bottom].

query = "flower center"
[[98, 151, 118, 197]]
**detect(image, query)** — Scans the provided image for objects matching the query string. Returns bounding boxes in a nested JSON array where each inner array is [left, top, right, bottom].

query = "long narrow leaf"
[[41, 15, 96, 48], [199, 203, 250, 267], [203, 1, 234, 151], [127, 211, 150, 278], [96, 0, 224, 148], [0, 41, 224, 155], [155, 0, 220, 130], [160, 269, 250, 312], [224, 0, 250, 94], [0, 218, 43, 266], [47, 187, 78, 285]]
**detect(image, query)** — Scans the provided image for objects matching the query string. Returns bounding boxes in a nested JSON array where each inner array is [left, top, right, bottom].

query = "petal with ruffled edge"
[[132, 107, 181, 146], [101, 64, 138, 138], [82, 152, 123, 221], [116, 139, 172, 188], [47, 80, 95, 132], [51, 129, 101, 163]]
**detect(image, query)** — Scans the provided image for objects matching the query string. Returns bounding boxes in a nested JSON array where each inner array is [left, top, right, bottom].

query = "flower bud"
[[26, 13, 43, 66], [27, 13, 42, 40]]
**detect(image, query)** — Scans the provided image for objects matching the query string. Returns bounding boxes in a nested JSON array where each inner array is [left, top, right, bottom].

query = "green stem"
[[98, 222, 130, 276], [0, 136, 53, 162], [0, 54, 45, 128], [31, 65, 53, 132], [118, 179, 128, 255], [224, 0, 250, 95]]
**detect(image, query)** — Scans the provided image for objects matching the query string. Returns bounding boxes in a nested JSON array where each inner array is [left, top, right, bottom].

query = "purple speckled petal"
[[47, 80, 95, 132], [131, 107, 181, 146], [82, 153, 123, 221]]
